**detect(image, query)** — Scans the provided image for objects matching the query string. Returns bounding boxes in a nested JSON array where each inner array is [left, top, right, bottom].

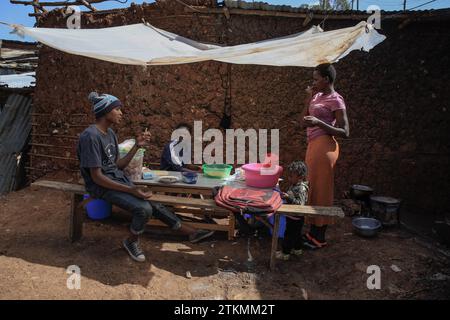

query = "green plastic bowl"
[[202, 164, 233, 179]]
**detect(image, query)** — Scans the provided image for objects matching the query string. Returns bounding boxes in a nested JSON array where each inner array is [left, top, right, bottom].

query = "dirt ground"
[[0, 186, 449, 300]]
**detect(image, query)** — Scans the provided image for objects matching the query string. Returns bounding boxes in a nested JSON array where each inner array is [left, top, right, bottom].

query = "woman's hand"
[[305, 85, 318, 99], [136, 128, 152, 147], [303, 115, 321, 127]]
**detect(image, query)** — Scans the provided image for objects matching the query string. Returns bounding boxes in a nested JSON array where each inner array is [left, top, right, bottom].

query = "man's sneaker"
[[189, 230, 214, 243], [276, 251, 290, 260], [123, 239, 146, 262], [291, 249, 303, 256]]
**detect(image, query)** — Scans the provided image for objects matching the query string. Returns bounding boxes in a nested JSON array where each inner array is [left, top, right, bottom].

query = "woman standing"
[[301, 63, 350, 249]]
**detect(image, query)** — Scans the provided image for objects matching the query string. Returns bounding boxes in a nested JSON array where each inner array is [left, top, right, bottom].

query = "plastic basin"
[[202, 164, 233, 179], [242, 163, 283, 188]]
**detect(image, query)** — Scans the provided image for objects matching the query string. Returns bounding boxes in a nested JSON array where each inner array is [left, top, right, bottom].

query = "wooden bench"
[[31, 180, 344, 270], [31, 180, 236, 240], [269, 206, 344, 270]]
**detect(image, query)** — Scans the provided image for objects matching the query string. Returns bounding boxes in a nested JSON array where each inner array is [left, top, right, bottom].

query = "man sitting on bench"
[[77, 92, 214, 262]]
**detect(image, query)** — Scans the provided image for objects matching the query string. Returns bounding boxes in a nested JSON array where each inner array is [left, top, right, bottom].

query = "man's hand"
[[136, 128, 152, 147], [281, 192, 290, 199], [303, 115, 321, 127], [131, 187, 153, 200]]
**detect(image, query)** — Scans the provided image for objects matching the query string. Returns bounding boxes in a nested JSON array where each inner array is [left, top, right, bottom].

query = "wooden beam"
[[184, 6, 373, 20], [32, 0, 39, 23], [147, 219, 230, 232], [80, 0, 97, 11], [11, 0, 107, 6], [29, 153, 78, 161], [29, 13, 44, 17], [31, 133, 79, 139], [134, 184, 212, 196], [278, 204, 345, 218], [32, 180, 86, 193], [29, 142, 74, 149]]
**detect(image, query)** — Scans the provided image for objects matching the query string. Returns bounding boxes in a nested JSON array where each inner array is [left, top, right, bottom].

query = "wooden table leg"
[[269, 214, 281, 271], [69, 193, 85, 242]]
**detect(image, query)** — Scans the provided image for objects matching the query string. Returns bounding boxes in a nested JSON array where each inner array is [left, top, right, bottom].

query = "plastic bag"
[[118, 139, 145, 180]]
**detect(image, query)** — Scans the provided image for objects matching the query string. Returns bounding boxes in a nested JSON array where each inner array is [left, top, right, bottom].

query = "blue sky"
[[1, 0, 449, 41]]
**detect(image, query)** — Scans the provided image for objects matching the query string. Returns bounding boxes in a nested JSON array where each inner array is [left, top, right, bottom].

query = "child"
[[160, 122, 202, 173], [276, 160, 309, 260]]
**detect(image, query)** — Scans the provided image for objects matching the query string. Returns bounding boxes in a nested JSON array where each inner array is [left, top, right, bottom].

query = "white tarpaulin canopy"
[[6, 21, 386, 67]]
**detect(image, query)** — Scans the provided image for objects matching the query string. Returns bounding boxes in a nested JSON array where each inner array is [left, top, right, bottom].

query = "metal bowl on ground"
[[352, 217, 382, 238], [350, 184, 374, 200]]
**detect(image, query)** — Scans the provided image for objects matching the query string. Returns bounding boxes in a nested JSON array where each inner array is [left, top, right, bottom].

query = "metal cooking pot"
[[370, 196, 401, 226], [350, 185, 374, 200]]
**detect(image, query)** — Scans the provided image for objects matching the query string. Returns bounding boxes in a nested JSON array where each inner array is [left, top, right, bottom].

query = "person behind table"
[[276, 160, 309, 260], [160, 122, 202, 172], [77, 92, 213, 263]]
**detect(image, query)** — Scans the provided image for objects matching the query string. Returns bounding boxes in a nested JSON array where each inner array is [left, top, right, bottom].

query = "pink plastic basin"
[[242, 163, 283, 188]]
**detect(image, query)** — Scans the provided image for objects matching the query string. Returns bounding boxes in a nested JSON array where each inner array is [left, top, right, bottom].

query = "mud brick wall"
[[30, 1, 450, 217]]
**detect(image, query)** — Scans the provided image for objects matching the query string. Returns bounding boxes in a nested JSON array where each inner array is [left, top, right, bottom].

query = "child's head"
[[287, 160, 307, 185]]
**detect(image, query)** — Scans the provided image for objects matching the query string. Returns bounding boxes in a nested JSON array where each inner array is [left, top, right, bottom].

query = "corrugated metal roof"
[[0, 72, 36, 88], [222, 0, 448, 15], [0, 94, 32, 194], [0, 40, 38, 73]]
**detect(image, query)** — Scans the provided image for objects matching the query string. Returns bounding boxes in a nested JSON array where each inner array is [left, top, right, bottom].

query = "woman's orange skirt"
[[305, 135, 339, 226]]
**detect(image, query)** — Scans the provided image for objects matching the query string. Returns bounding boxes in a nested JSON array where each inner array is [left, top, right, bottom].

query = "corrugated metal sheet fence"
[[0, 94, 32, 194]]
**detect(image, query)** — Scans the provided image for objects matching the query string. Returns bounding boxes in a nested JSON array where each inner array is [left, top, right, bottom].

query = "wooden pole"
[[32, 0, 39, 23], [11, 0, 106, 7], [80, 0, 97, 11], [404, 0, 407, 11]]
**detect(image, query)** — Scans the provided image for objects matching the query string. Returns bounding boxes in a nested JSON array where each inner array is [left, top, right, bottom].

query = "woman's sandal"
[[302, 233, 327, 250]]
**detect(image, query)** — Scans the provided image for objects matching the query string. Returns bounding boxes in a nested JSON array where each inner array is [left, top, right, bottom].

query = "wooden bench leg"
[[69, 193, 85, 242], [269, 214, 281, 271], [228, 211, 236, 241]]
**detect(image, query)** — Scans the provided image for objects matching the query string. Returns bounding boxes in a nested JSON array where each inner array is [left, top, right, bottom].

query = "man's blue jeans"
[[101, 190, 182, 235]]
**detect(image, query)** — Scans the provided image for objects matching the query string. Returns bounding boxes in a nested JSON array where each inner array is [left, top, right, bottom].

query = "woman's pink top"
[[307, 91, 346, 142]]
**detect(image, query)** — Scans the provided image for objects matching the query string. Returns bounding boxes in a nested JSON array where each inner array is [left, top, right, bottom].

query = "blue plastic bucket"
[[268, 214, 286, 238], [83, 194, 112, 220], [243, 213, 286, 238]]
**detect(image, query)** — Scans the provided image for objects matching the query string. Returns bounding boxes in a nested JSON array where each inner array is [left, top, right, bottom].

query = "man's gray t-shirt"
[[77, 125, 133, 197]]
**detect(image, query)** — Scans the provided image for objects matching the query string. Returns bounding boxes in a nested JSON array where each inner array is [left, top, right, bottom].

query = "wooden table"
[[134, 170, 247, 195], [135, 171, 344, 270], [32, 173, 344, 271], [134, 170, 239, 239]]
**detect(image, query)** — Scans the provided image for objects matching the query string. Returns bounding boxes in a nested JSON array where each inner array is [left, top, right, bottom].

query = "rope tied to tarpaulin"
[[141, 19, 177, 42]]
